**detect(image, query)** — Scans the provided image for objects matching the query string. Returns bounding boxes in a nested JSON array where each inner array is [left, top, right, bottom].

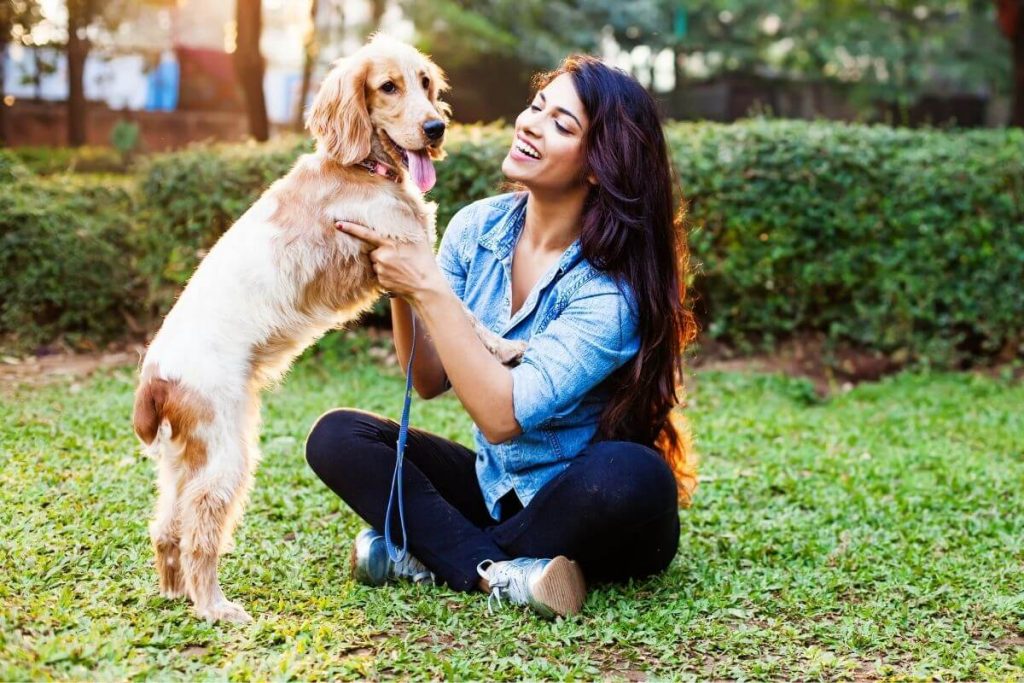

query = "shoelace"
[[477, 559, 532, 614], [394, 553, 434, 584]]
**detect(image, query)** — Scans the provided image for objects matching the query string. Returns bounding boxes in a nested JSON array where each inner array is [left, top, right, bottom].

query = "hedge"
[[0, 149, 30, 184], [10, 145, 129, 175], [0, 173, 140, 351], [668, 121, 1024, 364], [2, 120, 1022, 366]]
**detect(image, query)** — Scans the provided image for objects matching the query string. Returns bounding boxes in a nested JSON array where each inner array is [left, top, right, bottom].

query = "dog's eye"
[[421, 76, 430, 90], [380, 81, 397, 94]]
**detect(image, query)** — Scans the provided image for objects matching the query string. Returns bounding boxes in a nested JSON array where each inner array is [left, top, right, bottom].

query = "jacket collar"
[[477, 192, 584, 276]]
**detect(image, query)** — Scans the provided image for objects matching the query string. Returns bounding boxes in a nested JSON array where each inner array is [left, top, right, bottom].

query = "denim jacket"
[[436, 192, 640, 520]]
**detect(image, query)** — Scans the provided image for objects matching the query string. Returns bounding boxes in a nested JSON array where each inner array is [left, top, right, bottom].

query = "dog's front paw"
[[219, 536, 236, 555], [194, 599, 253, 624], [494, 339, 528, 367]]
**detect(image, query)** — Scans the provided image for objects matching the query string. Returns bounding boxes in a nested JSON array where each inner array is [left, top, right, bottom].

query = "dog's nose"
[[423, 119, 446, 141]]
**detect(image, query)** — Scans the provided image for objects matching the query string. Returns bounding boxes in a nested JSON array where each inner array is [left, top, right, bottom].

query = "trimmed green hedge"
[[2, 121, 1022, 365], [10, 145, 129, 175], [668, 121, 1024, 364], [0, 174, 140, 350], [0, 149, 30, 183]]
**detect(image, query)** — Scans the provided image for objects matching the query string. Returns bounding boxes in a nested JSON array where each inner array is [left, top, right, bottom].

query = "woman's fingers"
[[336, 220, 386, 249]]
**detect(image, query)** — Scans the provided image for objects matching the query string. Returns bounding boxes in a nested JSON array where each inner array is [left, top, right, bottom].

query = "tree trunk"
[[293, 0, 318, 132], [1014, 4, 1024, 127], [234, 0, 269, 141], [0, 38, 8, 147], [998, 0, 1024, 126], [367, 0, 386, 37], [66, 4, 89, 147]]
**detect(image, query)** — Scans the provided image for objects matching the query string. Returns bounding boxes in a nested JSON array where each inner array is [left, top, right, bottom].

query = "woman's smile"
[[510, 136, 542, 162], [501, 73, 588, 191]]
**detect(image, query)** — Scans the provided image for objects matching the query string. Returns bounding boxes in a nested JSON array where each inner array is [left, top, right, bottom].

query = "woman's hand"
[[338, 220, 520, 442], [336, 221, 445, 302]]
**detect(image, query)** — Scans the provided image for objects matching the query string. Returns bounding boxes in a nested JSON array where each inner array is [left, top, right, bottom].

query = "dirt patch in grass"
[[3, 331, 1020, 398], [692, 336, 906, 396], [0, 344, 143, 392], [692, 334, 1022, 396]]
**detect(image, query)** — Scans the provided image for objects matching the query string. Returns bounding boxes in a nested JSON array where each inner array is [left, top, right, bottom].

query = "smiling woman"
[[308, 55, 698, 619]]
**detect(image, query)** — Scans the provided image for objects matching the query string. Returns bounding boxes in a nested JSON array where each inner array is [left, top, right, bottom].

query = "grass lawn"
[[1, 332, 1022, 680]]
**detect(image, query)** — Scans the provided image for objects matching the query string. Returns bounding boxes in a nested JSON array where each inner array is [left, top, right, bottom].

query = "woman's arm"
[[338, 220, 521, 443], [389, 296, 449, 400], [409, 281, 522, 444]]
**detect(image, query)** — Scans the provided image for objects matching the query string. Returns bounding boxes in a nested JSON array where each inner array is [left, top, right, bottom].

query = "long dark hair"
[[534, 56, 699, 504]]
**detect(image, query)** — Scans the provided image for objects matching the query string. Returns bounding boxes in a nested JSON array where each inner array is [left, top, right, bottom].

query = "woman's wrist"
[[409, 271, 451, 310]]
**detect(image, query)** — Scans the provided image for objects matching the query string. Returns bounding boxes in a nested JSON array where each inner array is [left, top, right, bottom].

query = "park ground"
[[1, 331, 1022, 680]]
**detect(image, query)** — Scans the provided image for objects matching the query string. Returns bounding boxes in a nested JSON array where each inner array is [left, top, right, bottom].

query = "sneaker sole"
[[533, 556, 586, 617], [348, 540, 361, 581]]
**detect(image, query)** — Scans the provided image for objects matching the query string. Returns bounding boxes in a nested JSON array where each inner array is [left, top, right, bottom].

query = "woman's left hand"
[[336, 221, 444, 301]]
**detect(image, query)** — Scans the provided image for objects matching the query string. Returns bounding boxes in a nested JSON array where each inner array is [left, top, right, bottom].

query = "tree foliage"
[[400, 0, 668, 69], [402, 0, 1009, 107]]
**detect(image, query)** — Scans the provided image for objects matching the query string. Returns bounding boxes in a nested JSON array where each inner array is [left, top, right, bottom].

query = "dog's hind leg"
[[151, 450, 186, 599], [179, 422, 254, 623], [218, 399, 261, 558]]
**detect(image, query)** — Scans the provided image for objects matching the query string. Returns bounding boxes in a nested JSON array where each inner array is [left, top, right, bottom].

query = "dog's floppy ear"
[[306, 56, 372, 165], [428, 61, 452, 120], [427, 61, 451, 161]]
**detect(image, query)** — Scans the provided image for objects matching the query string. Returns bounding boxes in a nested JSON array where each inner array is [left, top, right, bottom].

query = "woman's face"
[[501, 72, 591, 192]]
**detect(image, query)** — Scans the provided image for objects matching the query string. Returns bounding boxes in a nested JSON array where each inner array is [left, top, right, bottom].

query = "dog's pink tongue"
[[408, 149, 436, 193]]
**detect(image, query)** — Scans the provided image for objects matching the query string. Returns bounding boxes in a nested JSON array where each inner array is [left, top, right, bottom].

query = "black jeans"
[[305, 408, 680, 591]]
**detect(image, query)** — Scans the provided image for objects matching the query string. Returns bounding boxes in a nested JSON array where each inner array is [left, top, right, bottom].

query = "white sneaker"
[[477, 556, 586, 618]]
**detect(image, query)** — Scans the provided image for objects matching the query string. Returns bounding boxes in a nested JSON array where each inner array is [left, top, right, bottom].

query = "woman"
[[305, 55, 698, 618]]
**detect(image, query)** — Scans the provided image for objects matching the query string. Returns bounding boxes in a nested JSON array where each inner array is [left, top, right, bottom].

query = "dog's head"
[[306, 34, 450, 192]]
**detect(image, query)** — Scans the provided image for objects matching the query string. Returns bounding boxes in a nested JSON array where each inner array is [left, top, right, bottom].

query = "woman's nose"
[[519, 111, 542, 138]]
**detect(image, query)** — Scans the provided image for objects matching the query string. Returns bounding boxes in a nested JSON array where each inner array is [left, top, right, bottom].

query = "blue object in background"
[[145, 53, 179, 111], [674, 4, 688, 38]]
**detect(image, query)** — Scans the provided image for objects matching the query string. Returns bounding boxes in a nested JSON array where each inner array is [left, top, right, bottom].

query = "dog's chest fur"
[[143, 152, 436, 391]]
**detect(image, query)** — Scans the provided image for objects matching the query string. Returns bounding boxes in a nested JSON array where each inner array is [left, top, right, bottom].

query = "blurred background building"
[[0, 0, 1016, 149]]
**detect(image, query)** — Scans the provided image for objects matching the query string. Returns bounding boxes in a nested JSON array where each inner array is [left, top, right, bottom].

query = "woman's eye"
[[422, 76, 430, 90], [529, 104, 541, 112], [555, 121, 569, 134], [381, 81, 397, 93]]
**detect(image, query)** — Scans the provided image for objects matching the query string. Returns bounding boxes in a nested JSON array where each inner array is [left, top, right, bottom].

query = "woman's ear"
[[306, 57, 372, 165]]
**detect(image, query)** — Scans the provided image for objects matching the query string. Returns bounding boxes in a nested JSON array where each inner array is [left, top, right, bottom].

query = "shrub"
[[9, 145, 130, 175], [0, 149, 30, 183], [5, 121, 1022, 365], [0, 174, 141, 351], [668, 120, 1024, 364], [430, 123, 513, 228]]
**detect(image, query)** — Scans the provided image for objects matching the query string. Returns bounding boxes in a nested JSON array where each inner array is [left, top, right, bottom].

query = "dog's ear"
[[427, 61, 451, 161], [306, 57, 372, 165], [428, 61, 451, 120]]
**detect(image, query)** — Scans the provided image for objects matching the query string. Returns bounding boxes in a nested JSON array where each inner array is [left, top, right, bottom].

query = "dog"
[[132, 35, 524, 623]]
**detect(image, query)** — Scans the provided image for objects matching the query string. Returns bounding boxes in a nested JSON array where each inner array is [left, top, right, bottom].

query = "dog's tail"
[[133, 376, 173, 457]]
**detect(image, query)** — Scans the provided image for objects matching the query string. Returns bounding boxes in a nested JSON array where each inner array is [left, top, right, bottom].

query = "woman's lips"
[[509, 145, 538, 162]]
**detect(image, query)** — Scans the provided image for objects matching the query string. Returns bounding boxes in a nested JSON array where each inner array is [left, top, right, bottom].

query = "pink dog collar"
[[357, 157, 400, 183]]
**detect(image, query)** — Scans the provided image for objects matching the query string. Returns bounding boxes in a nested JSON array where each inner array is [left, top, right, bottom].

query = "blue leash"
[[383, 315, 416, 563]]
